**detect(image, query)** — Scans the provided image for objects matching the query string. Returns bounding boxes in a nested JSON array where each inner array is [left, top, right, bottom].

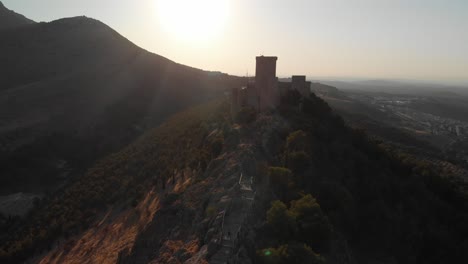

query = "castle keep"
[[232, 56, 311, 114], [255, 56, 279, 111]]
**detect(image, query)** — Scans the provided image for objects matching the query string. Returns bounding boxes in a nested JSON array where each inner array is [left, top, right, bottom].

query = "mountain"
[[0, 12, 243, 194], [0, 1, 34, 30]]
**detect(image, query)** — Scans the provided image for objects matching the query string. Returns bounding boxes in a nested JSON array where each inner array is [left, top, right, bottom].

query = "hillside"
[[0, 100, 230, 263], [1, 93, 467, 263], [313, 82, 468, 171], [0, 1, 34, 30], [0, 12, 243, 194]]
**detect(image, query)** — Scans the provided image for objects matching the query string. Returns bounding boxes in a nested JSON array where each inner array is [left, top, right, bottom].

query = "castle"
[[231, 56, 311, 114]]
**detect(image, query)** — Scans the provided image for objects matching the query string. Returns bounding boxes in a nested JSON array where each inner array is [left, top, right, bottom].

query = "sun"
[[156, 0, 229, 42]]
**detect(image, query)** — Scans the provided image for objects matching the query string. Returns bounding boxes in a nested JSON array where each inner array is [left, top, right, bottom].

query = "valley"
[[314, 83, 468, 168]]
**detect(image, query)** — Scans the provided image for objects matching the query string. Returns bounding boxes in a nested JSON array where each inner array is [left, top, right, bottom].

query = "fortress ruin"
[[231, 56, 311, 114]]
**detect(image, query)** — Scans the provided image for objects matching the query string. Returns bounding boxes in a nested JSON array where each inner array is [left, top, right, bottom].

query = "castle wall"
[[292, 75, 310, 97], [239, 87, 248, 107], [246, 82, 257, 108], [305, 81, 311, 97]]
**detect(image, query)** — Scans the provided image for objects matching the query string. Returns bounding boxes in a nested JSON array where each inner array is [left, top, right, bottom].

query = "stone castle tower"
[[231, 55, 312, 116], [292, 75, 311, 97], [255, 56, 279, 111]]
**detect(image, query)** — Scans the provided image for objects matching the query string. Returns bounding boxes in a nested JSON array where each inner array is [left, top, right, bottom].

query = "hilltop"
[[0, 1, 34, 30]]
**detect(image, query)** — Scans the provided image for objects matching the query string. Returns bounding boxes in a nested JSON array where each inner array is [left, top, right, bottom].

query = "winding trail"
[[209, 172, 255, 264]]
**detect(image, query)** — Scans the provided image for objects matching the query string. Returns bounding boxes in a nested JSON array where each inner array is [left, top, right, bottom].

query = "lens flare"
[[156, 0, 229, 42]]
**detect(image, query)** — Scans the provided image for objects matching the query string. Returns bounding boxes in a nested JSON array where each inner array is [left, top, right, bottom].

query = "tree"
[[286, 130, 308, 152], [236, 106, 256, 124], [267, 201, 296, 240], [290, 195, 331, 251], [287, 151, 310, 173], [268, 167, 294, 200], [257, 243, 325, 264]]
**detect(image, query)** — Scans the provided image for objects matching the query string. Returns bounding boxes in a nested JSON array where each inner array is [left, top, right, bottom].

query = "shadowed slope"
[[0, 15, 243, 193]]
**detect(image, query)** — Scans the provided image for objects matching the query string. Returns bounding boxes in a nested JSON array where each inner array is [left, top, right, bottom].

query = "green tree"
[[286, 130, 308, 152], [290, 194, 331, 250], [268, 167, 294, 200], [267, 200, 296, 240], [287, 151, 311, 173]]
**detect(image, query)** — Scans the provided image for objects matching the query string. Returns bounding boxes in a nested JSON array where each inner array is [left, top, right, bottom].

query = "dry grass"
[[150, 239, 200, 264]]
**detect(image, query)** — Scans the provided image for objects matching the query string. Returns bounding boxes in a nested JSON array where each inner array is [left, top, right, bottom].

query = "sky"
[[3, 0, 468, 85]]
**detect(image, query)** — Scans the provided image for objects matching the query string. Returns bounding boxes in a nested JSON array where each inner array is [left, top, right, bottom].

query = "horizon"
[[3, 0, 468, 86]]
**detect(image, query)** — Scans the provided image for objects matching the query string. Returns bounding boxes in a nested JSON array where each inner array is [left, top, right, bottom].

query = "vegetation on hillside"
[[2, 89, 467, 263], [0, 100, 228, 263], [255, 90, 468, 264]]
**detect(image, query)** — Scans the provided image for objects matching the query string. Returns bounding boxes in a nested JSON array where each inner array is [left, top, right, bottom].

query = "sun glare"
[[156, 0, 229, 42]]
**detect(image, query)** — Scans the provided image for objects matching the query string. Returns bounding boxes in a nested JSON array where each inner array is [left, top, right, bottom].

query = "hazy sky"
[[3, 0, 468, 84]]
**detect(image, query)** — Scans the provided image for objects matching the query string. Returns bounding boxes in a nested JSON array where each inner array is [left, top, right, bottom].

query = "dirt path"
[[209, 171, 255, 264]]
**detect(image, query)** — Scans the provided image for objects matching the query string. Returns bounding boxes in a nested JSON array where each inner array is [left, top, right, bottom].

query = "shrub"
[[287, 151, 310, 173], [257, 243, 325, 264], [286, 130, 308, 152], [267, 201, 296, 240], [268, 167, 294, 200], [290, 195, 331, 251]]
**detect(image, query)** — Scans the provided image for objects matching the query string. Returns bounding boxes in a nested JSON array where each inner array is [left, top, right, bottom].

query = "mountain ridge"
[[0, 7, 244, 195], [0, 1, 35, 30]]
